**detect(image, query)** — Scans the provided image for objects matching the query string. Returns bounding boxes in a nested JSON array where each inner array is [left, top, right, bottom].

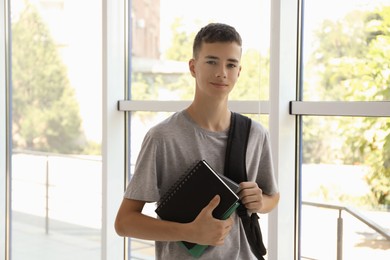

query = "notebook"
[[155, 159, 240, 258]]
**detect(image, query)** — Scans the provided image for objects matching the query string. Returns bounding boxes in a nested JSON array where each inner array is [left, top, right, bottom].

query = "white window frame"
[[102, 0, 126, 259], [268, 0, 299, 259], [1, 0, 10, 258]]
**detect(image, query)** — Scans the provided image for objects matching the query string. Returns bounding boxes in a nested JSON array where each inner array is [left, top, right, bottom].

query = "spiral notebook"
[[155, 160, 240, 258]]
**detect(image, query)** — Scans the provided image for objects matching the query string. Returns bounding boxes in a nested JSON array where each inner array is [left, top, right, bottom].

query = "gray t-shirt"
[[124, 110, 278, 260]]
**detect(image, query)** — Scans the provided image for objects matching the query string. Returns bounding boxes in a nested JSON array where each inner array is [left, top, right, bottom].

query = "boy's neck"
[[186, 101, 231, 132]]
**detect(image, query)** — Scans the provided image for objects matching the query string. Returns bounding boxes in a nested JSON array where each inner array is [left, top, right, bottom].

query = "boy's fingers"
[[205, 195, 220, 213]]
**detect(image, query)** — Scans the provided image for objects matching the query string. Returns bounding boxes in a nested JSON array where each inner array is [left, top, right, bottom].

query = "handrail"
[[12, 149, 101, 161], [302, 201, 390, 241], [12, 150, 102, 234], [302, 201, 389, 260]]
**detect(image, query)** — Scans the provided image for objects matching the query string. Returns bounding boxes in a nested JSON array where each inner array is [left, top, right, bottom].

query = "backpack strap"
[[224, 112, 266, 260], [224, 112, 251, 183]]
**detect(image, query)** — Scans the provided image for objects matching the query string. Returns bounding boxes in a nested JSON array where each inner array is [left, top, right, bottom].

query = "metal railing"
[[302, 201, 390, 260], [12, 149, 102, 234]]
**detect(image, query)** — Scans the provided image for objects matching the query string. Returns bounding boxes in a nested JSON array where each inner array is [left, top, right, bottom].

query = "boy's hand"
[[188, 195, 234, 246], [238, 181, 263, 213]]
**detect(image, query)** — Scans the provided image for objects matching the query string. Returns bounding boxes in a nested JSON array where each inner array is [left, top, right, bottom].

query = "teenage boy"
[[115, 22, 280, 259]]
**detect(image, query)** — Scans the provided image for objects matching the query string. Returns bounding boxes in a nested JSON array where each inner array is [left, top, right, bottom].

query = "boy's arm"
[[258, 192, 280, 213], [114, 195, 234, 246]]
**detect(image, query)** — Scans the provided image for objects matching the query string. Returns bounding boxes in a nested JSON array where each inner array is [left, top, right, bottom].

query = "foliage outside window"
[[12, 2, 100, 155], [303, 5, 390, 207]]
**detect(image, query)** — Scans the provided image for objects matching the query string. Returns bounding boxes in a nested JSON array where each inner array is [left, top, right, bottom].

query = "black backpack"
[[224, 112, 267, 260]]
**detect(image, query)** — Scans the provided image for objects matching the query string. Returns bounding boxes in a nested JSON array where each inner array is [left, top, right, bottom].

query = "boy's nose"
[[216, 67, 227, 78]]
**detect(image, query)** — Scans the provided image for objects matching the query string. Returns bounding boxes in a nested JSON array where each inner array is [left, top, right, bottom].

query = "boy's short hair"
[[192, 23, 242, 58]]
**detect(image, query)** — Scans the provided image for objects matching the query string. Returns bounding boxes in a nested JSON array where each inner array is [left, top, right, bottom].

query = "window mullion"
[[290, 101, 390, 117]]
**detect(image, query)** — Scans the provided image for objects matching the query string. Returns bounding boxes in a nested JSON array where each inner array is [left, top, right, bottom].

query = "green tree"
[[362, 7, 390, 206], [233, 49, 269, 100], [305, 6, 390, 206], [164, 17, 195, 62], [12, 2, 85, 154]]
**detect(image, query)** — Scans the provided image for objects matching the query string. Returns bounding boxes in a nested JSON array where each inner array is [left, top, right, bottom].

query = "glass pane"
[[11, 1, 102, 259], [301, 116, 390, 259], [302, 0, 390, 101], [130, 0, 270, 101], [128, 111, 172, 259]]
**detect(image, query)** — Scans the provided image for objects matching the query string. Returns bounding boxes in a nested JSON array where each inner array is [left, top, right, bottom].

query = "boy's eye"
[[206, 60, 217, 65], [227, 64, 237, 68]]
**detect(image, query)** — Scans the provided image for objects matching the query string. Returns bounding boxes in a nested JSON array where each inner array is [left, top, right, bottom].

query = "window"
[[297, 0, 390, 259], [9, 0, 102, 259], [2, 0, 387, 259]]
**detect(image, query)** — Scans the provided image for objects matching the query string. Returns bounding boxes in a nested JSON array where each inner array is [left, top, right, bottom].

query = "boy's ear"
[[189, 59, 196, 77]]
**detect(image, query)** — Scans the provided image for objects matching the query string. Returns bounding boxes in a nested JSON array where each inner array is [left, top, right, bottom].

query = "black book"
[[155, 160, 240, 258]]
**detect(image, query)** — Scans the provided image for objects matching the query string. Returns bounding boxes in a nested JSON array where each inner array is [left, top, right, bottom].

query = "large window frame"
[[1, 0, 11, 259], [2, 0, 388, 259]]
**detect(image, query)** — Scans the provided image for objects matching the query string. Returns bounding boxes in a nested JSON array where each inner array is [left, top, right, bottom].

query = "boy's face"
[[189, 42, 242, 100]]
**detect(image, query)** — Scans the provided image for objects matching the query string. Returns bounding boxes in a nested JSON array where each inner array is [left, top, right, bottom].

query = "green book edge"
[[178, 201, 241, 258]]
